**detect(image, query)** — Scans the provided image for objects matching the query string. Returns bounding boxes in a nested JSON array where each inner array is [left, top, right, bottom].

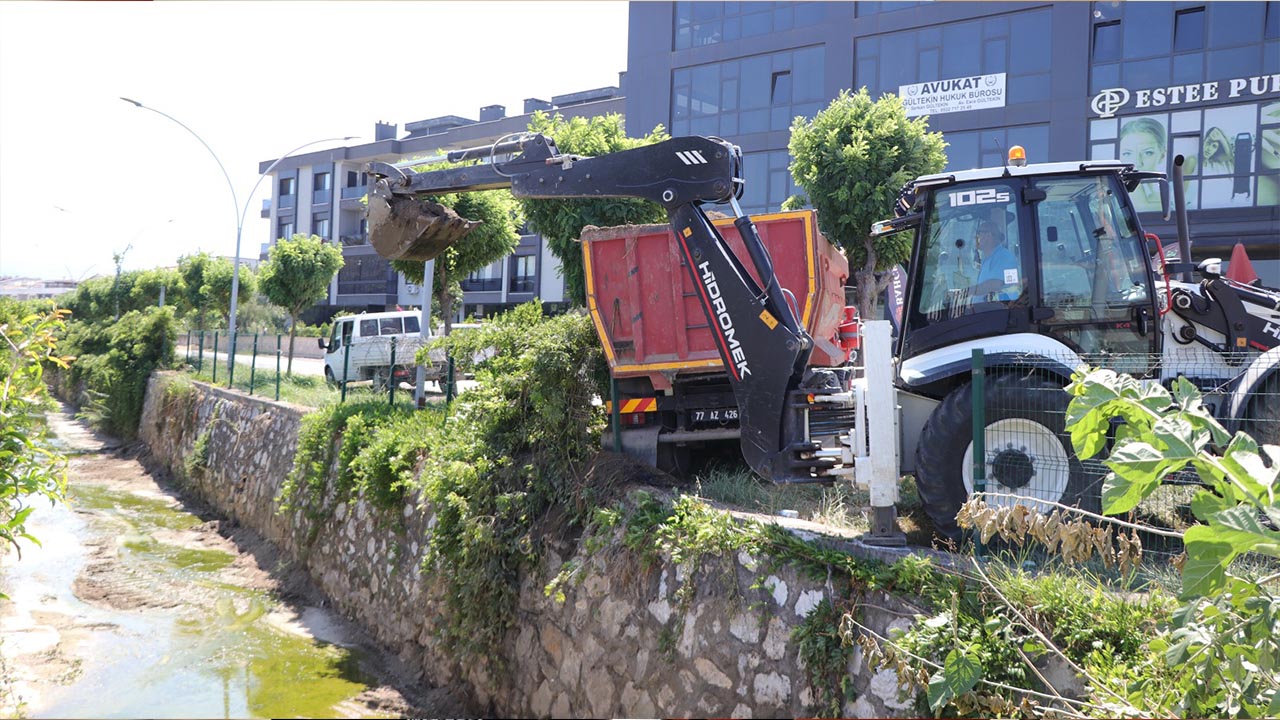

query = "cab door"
[[1029, 174, 1158, 373]]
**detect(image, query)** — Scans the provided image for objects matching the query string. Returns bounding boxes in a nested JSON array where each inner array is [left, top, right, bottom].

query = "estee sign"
[[1092, 73, 1280, 118], [901, 73, 1006, 117]]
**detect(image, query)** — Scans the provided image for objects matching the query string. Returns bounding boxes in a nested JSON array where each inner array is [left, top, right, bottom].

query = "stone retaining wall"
[[138, 372, 928, 717]]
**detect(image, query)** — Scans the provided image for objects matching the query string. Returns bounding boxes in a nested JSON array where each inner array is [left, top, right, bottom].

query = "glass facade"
[[739, 149, 804, 216], [943, 125, 1050, 171], [672, 46, 826, 137], [673, 2, 825, 50], [1089, 2, 1279, 93], [856, 9, 1052, 104]]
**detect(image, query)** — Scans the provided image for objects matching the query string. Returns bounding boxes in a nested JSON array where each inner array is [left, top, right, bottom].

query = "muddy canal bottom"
[[0, 412, 450, 718]]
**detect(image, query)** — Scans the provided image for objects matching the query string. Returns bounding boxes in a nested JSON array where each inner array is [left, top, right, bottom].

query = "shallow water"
[[1, 467, 387, 718]]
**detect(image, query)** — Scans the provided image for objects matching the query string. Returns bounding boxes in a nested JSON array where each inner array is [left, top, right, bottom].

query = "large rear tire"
[[1242, 372, 1280, 460], [915, 373, 1102, 543]]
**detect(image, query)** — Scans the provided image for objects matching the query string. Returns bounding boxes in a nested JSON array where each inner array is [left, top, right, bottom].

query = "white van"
[[319, 310, 446, 387]]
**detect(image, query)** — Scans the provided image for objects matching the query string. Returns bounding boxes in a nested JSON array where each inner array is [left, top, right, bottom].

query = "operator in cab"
[[972, 221, 1019, 301]]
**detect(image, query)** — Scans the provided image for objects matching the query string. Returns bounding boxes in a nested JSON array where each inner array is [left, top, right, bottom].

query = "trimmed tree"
[[518, 112, 669, 306], [177, 252, 216, 331], [391, 185, 522, 334], [202, 256, 257, 329], [785, 89, 946, 319], [259, 234, 344, 374]]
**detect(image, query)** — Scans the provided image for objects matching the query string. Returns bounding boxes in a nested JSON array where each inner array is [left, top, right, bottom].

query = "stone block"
[[762, 616, 789, 661], [695, 657, 732, 689], [729, 611, 762, 644], [794, 589, 824, 617], [869, 668, 915, 710], [752, 671, 791, 707], [766, 575, 788, 606]]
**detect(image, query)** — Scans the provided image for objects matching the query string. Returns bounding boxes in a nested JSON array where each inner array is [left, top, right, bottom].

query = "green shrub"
[[60, 306, 176, 439]]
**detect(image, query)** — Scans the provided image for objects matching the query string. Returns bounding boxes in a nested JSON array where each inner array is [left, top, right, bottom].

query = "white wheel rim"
[[962, 417, 1070, 513]]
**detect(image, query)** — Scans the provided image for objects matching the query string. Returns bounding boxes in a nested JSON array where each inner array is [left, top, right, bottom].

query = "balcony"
[[341, 186, 367, 200], [261, 198, 271, 218], [461, 278, 502, 292], [279, 195, 296, 210], [312, 190, 330, 206], [509, 278, 536, 294]]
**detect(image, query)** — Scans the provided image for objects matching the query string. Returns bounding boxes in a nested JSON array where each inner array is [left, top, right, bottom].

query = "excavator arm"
[[365, 133, 833, 482]]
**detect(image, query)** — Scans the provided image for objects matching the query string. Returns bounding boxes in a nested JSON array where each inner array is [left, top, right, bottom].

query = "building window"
[[509, 255, 536, 294], [739, 150, 803, 216], [279, 177, 296, 196], [673, 1, 825, 50], [672, 46, 824, 137], [463, 261, 502, 292], [278, 221, 294, 241], [314, 172, 331, 192], [856, 9, 1051, 105], [314, 216, 330, 239], [941, 125, 1050, 173], [1093, 21, 1122, 62], [1174, 8, 1206, 52]]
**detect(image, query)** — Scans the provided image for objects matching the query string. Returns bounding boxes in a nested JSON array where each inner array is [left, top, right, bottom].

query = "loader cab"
[[897, 162, 1160, 371]]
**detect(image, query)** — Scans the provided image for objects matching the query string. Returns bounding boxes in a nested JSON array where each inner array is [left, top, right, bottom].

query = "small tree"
[[259, 234, 344, 374], [202, 256, 257, 329], [518, 112, 669, 305], [392, 187, 522, 334], [785, 89, 946, 319], [177, 252, 215, 330]]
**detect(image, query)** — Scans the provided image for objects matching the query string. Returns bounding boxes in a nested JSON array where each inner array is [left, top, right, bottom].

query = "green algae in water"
[[174, 608, 376, 719], [71, 483, 198, 532]]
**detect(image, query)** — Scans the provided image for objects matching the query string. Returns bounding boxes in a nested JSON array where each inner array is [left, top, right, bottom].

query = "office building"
[[626, 1, 1280, 284]]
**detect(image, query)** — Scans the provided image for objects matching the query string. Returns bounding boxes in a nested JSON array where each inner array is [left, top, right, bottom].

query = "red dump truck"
[[582, 209, 854, 474]]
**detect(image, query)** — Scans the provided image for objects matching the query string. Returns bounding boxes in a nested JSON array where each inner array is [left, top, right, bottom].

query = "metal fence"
[[180, 330, 457, 406], [968, 346, 1278, 561]]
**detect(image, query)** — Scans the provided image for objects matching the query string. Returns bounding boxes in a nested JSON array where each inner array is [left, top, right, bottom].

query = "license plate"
[[692, 408, 739, 423]]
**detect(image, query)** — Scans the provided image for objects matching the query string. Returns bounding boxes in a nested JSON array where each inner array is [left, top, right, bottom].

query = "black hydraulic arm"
[[367, 134, 821, 481]]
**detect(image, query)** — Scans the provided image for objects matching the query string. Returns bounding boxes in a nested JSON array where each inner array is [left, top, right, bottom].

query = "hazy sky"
[[0, 1, 630, 281]]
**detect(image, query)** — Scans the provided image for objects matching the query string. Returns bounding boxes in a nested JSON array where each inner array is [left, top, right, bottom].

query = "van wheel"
[[915, 373, 1101, 544], [324, 366, 336, 386]]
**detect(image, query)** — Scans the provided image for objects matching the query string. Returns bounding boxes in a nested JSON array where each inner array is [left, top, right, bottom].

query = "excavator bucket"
[[366, 178, 482, 262]]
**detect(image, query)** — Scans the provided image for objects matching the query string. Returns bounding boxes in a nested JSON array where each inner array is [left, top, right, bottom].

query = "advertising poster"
[[1118, 115, 1169, 213]]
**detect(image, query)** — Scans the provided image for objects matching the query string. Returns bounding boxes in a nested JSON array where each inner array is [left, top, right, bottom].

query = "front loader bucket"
[[367, 179, 481, 262]]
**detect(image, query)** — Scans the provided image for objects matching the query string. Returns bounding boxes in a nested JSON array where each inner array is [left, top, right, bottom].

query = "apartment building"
[[626, 1, 1280, 285], [259, 84, 625, 322]]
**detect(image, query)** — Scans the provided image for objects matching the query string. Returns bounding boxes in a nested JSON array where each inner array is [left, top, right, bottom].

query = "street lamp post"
[[120, 97, 353, 383]]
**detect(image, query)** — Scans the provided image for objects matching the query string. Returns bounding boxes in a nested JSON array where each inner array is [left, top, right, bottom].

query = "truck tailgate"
[[581, 210, 849, 389]]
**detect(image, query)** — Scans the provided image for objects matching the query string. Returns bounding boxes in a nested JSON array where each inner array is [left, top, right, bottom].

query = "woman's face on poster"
[[1120, 127, 1165, 172]]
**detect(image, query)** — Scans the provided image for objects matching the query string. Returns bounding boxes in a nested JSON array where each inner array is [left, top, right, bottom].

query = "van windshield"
[[404, 316, 420, 334]]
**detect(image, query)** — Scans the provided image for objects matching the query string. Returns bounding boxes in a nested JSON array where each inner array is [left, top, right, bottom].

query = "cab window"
[[379, 317, 403, 335], [404, 316, 420, 334], [360, 319, 378, 337], [1032, 175, 1154, 364], [913, 182, 1023, 323], [331, 320, 352, 350]]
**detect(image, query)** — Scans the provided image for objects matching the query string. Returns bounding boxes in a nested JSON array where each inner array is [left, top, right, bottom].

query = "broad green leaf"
[[1220, 432, 1279, 492], [1102, 442, 1169, 514], [1170, 376, 1204, 412], [1152, 415, 1201, 461], [1190, 489, 1234, 521], [927, 648, 982, 713], [1181, 530, 1236, 599]]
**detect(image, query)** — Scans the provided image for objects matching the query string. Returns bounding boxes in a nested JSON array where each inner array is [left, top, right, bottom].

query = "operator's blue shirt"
[[976, 244, 1019, 301]]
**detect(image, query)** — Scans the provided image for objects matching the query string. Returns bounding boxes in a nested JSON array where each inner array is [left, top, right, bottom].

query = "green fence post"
[[445, 354, 456, 404], [228, 332, 236, 388], [340, 340, 351, 404], [610, 377, 622, 453], [275, 348, 282, 402], [249, 333, 259, 395], [971, 348, 986, 557], [212, 331, 219, 384], [388, 340, 397, 406], [184, 330, 191, 365], [197, 330, 205, 373]]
